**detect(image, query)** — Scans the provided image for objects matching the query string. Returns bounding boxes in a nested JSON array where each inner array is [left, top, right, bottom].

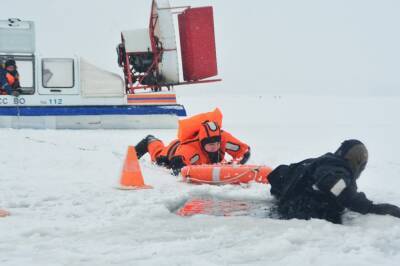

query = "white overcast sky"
[[7, 0, 400, 94]]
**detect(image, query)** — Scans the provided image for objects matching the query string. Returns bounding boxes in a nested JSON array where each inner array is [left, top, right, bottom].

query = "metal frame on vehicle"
[[120, 0, 221, 94]]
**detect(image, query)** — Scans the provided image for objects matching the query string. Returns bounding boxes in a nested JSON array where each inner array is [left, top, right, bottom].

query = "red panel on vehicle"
[[178, 7, 218, 81]]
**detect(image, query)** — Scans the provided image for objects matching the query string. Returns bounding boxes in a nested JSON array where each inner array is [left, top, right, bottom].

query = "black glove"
[[239, 148, 251, 164], [169, 156, 186, 176], [370, 203, 400, 218], [155, 156, 169, 167]]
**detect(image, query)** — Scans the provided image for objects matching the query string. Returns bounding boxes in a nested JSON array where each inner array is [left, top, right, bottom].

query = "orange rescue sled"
[[181, 164, 272, 185]]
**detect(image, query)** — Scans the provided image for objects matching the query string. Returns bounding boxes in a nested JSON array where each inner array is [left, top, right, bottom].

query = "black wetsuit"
[[268, 153, 400, 224]]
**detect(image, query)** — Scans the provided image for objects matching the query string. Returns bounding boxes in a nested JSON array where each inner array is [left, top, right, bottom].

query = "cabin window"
[[42, 59, 74, 88], [17, 60, 34, 94]]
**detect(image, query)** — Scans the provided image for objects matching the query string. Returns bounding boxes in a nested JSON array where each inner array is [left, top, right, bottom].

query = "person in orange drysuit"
[[135, 119, 251, 175]]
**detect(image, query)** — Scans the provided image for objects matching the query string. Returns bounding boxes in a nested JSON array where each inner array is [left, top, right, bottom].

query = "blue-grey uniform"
[[0, 67, 13, 95]]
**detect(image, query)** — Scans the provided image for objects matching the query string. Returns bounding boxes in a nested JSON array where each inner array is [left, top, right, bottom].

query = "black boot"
[[135, 135, 158, 159]]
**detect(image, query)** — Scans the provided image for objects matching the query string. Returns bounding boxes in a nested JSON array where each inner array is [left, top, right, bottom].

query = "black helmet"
[[334, 139, 368, 179], [5, 59, 16, 68]]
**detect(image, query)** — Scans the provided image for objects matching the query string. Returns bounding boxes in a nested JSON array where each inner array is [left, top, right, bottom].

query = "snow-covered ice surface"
[[1, 89, 400, 266], [3, 0, 400, 264]]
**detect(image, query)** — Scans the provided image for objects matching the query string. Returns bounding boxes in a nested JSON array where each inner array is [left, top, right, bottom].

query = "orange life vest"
[[6, 73, 15, 86], [177, 107, 223, 142]]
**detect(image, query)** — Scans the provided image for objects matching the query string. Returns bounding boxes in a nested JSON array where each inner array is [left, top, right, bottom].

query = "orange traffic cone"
[[118, 146, 152, 190]]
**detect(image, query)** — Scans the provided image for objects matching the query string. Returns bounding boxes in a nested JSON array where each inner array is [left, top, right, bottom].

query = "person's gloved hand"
[[224, 149, 251, 165], [172, 168, 181, 176], [170, 156, 186, 176], [370, 203, 400, 218], [239, 148, 251, 164]]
